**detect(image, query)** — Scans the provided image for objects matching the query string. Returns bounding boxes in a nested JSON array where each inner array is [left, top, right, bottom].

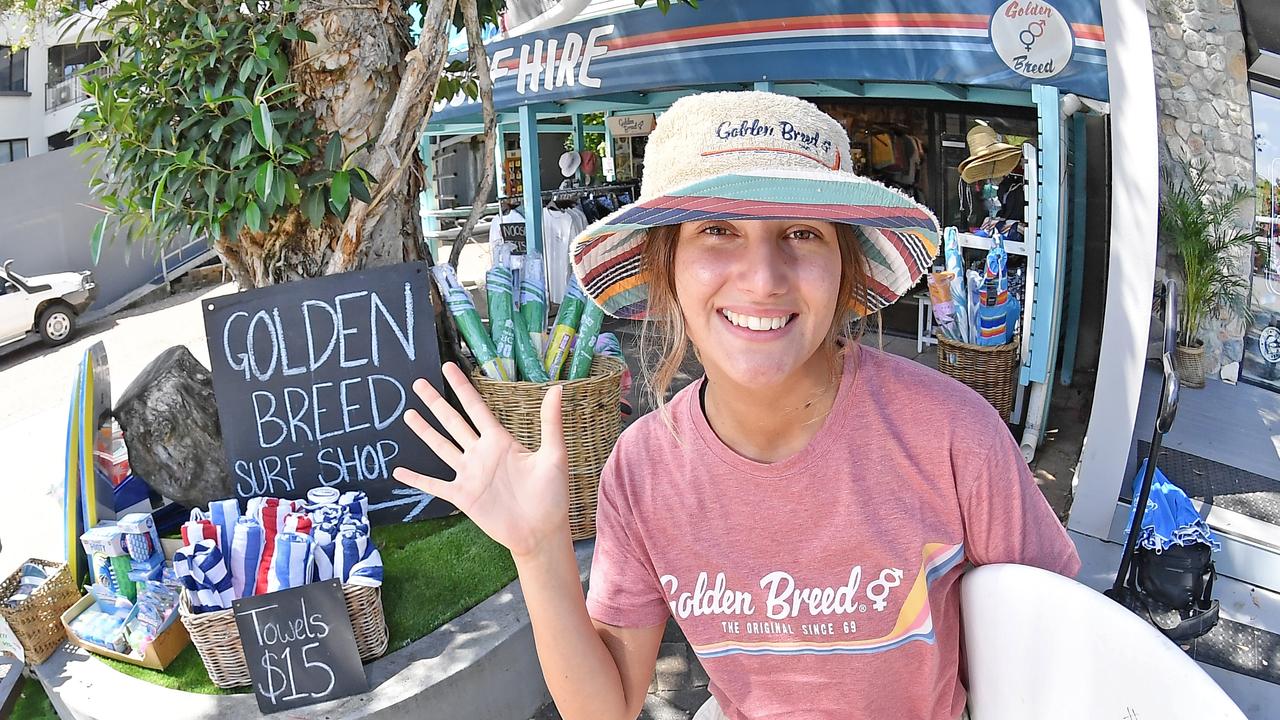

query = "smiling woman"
[[393, 91, 1079, 720]]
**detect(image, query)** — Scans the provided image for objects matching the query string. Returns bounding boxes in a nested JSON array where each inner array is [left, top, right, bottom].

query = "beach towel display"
[[180, 509, 220, 549], [183, 494, 385, 604]]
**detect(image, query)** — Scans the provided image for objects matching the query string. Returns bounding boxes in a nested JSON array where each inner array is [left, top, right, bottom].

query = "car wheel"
[[38, 304, 76, 346]]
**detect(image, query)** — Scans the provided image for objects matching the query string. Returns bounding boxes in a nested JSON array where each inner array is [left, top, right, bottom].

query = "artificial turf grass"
[[95, 514, 517, 695], [11, 677, 58, 720]]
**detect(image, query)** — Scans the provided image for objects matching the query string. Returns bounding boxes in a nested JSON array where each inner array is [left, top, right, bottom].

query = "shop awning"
[[430, 0, 1110, 126], [1241, 0, 1280, 84]]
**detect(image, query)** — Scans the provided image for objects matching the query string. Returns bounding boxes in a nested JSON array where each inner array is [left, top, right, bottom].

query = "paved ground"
[[0, 282, 235, 578]]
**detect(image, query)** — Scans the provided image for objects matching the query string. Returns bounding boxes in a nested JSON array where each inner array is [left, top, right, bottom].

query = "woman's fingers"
[[402, 408, 463, 468], [538, 384, 565, 458], [442, 362, 504, 435], [412, 377, 479, 449], [391, 467, 458, 506]]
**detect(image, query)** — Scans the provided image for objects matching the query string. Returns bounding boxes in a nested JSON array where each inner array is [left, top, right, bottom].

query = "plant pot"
[[1175, 342, 1207, 389]]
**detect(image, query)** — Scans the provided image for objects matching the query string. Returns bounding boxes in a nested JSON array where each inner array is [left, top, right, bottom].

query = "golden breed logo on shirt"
[[659, 543, 964, 659]]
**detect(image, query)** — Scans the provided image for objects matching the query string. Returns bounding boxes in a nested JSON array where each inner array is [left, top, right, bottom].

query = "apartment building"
[[0, 14, 104, 165]]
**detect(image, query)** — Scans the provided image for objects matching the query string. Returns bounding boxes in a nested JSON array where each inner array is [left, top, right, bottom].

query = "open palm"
[[393, 363, 570, 559]]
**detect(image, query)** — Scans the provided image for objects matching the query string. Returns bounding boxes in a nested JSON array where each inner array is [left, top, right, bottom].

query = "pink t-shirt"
[[586, 345, 1080, 720]]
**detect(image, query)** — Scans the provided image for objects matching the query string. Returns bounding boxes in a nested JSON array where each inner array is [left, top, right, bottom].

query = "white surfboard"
[[961, 564, 1245, 720]]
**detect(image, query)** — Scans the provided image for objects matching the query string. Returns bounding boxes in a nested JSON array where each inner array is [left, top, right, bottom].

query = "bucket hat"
[[558, 150, 581, 178], [958, 123, 1023, 184], [570, 90, 941, 320]]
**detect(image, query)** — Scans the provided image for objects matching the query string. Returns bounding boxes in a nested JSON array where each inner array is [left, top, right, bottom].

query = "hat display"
[[569, 91, 941, 320], [958, 123, 1023, 184], [558, 150, 581, 178], [579, 149, 599, 177]]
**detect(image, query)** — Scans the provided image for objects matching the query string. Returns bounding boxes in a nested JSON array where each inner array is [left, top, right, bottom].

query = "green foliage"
[[1161, 160, 1266, 346], [73, 0, 366, 247]]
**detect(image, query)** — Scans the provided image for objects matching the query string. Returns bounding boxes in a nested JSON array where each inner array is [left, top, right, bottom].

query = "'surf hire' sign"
[[203, 262, 452, 524]]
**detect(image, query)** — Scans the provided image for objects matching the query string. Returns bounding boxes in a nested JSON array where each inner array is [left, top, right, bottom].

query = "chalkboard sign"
[[203, 262, 454, 524], [499, 222, 527, 254], [234, 580, 367, 713]]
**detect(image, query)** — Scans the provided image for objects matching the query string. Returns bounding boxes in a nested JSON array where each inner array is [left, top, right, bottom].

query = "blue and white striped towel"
[[339, 491, 368, 520], [309, 505, 345, 582], [209, 499, 240, 559], [229, 516, 263, 599], [334, 519, 383, 588], [174, 540, 235, 613], [267, 532, 314, 593]]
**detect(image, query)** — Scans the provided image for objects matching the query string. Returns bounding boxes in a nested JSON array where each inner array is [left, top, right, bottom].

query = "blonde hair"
[[637, 222, 871, 423]]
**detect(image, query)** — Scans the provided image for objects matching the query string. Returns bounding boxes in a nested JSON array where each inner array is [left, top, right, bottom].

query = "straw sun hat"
[[957, 122, 1023, 185], [569, 90, 941, 320]]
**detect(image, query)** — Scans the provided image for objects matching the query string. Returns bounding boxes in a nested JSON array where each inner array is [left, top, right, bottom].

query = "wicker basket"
[[935, 334, 1020, 422], [472, 355, 625, 541], [179, 584, 388, 689], [1174, 342, 1206, 389], [0, 558, 80, 665]]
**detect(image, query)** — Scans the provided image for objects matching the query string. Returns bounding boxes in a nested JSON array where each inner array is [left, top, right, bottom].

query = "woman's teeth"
[[722, 309, 792, 331]]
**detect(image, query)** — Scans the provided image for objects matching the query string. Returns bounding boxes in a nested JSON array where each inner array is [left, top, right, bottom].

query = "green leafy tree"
[[4, 0, 694, 288]]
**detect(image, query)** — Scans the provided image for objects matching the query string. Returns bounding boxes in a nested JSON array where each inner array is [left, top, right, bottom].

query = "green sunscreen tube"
[[486, 266, 517, 381], [431, 264, 507, 381], [567, 299, 604, 380], [543, 278, 585, 380], [510, 308, 550, 382]]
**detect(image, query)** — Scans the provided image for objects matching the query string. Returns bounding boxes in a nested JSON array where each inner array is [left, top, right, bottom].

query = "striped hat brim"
[[571, 168, 941, 320]]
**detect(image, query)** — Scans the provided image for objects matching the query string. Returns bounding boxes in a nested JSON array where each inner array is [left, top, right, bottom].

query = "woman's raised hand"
[[393, 363, 570, 560]]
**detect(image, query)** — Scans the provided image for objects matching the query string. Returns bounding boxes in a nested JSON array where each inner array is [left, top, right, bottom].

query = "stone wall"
[[1148, 0, 1255, 375]]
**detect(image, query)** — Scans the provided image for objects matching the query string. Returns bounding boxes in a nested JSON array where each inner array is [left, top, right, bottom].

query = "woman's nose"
[[734, 235, 790, 297]]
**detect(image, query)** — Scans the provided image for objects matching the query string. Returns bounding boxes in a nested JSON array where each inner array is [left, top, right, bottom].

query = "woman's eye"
[[701, 225, 732, 236], [788, 229, 821, 241]]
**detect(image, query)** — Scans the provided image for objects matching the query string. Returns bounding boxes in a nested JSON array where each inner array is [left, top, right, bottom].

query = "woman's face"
[[672, 218, 843, 389]]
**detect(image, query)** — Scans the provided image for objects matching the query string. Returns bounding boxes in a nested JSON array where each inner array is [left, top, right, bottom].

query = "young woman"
[[394, 91, 1080, 720]]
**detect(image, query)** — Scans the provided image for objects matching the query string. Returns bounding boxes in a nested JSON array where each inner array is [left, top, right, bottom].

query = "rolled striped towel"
[[181, 508, 220, 549], [334, 520, 383, 588], [250, 498, 303, 595], [229, 516, 263, 599], [339, 491, 368, 520], [209, 499, 240, 557], [174, 540, 235, 613], [308, 505, 345, 583], [266, 532, 314, 593], [283, 511, 313, 536]]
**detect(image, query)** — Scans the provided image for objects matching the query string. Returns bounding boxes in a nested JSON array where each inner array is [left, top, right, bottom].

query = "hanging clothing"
[[488, 208, 525, 253], [543, 206, 588, 303]]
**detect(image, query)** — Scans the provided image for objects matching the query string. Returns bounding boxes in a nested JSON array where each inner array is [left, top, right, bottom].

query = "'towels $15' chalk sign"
[[990, 0, 1074, 80], [203, 262, 453, 524], [234, 579, 367, 713]]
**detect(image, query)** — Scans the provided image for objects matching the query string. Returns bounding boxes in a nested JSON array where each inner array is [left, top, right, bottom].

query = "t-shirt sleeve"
[[585, 449, 671, 628], [956, 426, 1082, 578]]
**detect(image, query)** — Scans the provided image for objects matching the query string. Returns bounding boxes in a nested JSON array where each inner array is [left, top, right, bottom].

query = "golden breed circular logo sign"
[[990, 0, 1075, 79]]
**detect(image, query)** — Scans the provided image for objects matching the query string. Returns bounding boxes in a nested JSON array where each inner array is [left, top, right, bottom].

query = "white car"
[[0, 259, 97, 350]]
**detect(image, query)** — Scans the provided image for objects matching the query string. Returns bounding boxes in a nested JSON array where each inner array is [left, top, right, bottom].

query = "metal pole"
[[518, 103, 544, 258], [571, 113, 586, 184]]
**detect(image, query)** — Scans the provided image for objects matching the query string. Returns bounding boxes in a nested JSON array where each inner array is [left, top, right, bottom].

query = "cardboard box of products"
[[60, 594, 189, 671]]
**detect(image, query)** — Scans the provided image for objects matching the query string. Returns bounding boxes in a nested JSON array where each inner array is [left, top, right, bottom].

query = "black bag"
[[1131, 542, 1219, 643]]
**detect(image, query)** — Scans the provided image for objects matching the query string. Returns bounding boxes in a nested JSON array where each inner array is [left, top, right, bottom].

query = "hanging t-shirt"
[[587, 346, 1080, 720], [542, 206, 587, 303]]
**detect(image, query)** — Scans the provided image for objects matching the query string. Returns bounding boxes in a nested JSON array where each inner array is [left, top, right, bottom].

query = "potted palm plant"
[[1160, 160, 1264, 388]]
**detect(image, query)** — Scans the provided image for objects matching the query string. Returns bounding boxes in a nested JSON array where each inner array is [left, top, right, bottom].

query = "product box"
[[60, 594, 189, 671], [80, 525, 126, 558]]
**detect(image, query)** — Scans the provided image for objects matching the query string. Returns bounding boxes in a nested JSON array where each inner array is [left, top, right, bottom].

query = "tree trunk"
[[218, 0, 456, 288]]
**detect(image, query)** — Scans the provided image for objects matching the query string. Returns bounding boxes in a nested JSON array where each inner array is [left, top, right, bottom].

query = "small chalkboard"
[[499, 222, 527, 254], [203, 261, 454, 524], [234, 580, 367, 714]]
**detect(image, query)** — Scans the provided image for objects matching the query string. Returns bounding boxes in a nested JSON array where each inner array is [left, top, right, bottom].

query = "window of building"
[[0, 138, 29, 164], [0, 48, 28, 93], [47, 131, 77, 151], [46, 42, 103, 85]]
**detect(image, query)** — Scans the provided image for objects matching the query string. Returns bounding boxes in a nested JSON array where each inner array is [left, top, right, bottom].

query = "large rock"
[[115, 346, 234, 508]]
